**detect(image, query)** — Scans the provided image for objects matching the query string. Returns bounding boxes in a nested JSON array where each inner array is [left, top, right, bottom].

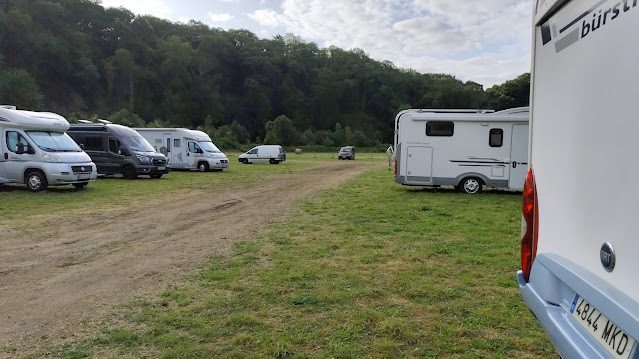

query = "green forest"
[[0, 0, 530, 149]]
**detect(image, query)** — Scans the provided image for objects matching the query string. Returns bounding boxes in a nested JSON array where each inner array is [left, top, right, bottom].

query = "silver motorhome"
[[0, 106, 97, 191], [393, 107, 529, 193]]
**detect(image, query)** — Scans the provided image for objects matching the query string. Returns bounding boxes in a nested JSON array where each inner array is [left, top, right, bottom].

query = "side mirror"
[[15, 143, 25, 155], [80, 143, 85, 150]]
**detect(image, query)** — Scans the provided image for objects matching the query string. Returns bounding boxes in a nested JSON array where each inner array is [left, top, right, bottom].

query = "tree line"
[[0, 0, 530, 149]]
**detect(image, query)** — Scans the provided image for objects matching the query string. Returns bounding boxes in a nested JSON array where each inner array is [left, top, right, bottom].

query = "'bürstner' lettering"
[[582, 0, 637, 38]]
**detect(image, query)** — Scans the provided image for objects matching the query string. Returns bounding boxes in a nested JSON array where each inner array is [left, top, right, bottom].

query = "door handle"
[[512, 161, 517, 168], [3, 153, 7, 160]]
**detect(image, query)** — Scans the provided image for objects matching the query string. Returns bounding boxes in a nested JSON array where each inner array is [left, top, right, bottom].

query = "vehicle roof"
[[133, 128, 212, 141], [534, 0, 568, 23], [397, 107, 529, 123], [0, 107, 70, 131], [68, 123, 140, 137]]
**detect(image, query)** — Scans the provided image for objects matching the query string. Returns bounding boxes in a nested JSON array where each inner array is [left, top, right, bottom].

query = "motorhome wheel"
[[25, 170, 47, 192], [198, 162, 209, 172], [269, 158, 276, 164], [150, 174, 163, 179], [460, 178, 482, 194]]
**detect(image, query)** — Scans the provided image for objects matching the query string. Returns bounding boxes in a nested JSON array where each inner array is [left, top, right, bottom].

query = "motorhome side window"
[[108, 138, 121, 153], [188, 141, 200, 152], [6, 131, 30, 153], [83, 135, 103, 151], [426, 122, 454, 136], [174, 139, 181, 148], [489, 129, 504, 147]]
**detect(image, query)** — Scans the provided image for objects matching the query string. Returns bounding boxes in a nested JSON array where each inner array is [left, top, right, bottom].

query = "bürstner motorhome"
[[0, 106, 97, 191], [518, 1, 638, 358], [134, 128, 229, 172], [393, 107, 529, 194]]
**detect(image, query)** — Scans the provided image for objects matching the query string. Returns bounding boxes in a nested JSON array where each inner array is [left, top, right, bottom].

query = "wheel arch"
[[455, 172, 489, 187]]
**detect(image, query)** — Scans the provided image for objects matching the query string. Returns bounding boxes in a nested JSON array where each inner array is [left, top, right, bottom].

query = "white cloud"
[[208, 12, 234, 23], [270, 0, 532, 86], [247, 9, 283, 28], [101, 0, 172, 19]]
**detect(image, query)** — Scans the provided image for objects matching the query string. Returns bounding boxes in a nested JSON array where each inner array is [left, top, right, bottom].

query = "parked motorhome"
[[518, 1, 638, 358], [0, 106, 97, 191], [238, 145, 286, 164], [134, 128, 229, 172], [68, 122, 169, 179], [393, 107, 529, 193]]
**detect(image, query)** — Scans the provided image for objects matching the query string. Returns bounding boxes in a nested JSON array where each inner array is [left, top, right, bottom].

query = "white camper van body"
[[238, 145, 286, 164], [134, 128, 229, 171], [393, 107, 529, 193], [0, 106, 97, 191], [518, 1, 639, 359]]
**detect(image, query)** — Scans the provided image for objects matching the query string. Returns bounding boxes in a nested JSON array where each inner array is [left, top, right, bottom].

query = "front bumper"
[[136, 165, 170, 175], [50, 163, 97, 185], [209, 159, 229, 169]]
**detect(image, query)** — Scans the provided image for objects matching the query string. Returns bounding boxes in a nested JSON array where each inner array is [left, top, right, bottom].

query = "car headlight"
[[136, 155, 151, 163]]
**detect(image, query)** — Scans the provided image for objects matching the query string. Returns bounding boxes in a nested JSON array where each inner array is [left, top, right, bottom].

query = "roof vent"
[[77, 120, 93, 124], [96, 119, 112, 124], [0, 105, 17, 110]]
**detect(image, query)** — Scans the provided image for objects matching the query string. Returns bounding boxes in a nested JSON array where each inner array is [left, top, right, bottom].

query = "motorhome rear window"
[[426, 122, 454, 136], [489, 128, 503, 147]]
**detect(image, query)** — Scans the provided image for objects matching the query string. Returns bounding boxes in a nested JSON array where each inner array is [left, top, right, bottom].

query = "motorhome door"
[[0, 130, 8, 182], [508, 124, 528, 190], [162, 134, 172, 164], [405, 145, 433, 184]]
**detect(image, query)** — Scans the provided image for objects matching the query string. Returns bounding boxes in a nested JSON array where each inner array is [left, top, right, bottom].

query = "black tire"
[[198, 162, 209, 172], [25, 170, 47, 192], [269, 158, 276, 164], [122, 165, 137, 180], [150, 174, 163, 179], [459, 177, 483, 194], [73, 182, 88, 189]]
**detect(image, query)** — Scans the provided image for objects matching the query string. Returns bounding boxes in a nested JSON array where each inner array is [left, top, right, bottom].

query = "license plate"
[[77, 174, 91, 181], [158, 166, 166, 171], [571, 294, 636, 359]]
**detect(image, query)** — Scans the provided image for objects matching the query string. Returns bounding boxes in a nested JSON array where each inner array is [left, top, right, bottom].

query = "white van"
[[0, 106, 97, 191], [393, 107, 529, 193], [134, 128, 229, 172], [238, 145, 286, 164], [518, 1, 638, 358]]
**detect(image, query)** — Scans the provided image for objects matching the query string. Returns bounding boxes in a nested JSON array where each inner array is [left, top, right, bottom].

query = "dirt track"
[[0, 161, 376, 353]]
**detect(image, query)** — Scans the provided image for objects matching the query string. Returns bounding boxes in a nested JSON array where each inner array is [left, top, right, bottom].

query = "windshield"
[[26, 131, 82, 152], [199, 141, 221, 153], [121, 135, 156, 152]]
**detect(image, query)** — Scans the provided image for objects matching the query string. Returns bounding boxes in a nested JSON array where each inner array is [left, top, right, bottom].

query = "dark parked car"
[[338, 146, 356, 160]]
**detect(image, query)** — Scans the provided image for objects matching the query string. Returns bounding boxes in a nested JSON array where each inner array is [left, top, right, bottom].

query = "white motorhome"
[[0, 106, 97, 191], [393, 107, 529, 193], [238, 145, 286, 164], [134, 128, 229, 172], [518, 1, 638, 358]]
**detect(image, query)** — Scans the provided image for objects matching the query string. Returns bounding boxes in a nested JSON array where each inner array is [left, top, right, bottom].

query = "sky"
[[100, 0, 533, 87]]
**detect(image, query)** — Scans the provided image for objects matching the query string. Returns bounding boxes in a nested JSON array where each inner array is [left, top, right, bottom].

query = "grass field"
[[0, 152, 387, 223], [49, 160, 554, 358]]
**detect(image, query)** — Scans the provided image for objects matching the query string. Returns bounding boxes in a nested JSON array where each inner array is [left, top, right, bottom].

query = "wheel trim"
[[28, 175, 42, 190], [464, 179, 479, 193]]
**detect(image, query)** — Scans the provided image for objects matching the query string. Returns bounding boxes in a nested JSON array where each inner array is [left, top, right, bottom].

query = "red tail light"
[[394, 160, 398, 176], [521, 167, 539, 282]]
